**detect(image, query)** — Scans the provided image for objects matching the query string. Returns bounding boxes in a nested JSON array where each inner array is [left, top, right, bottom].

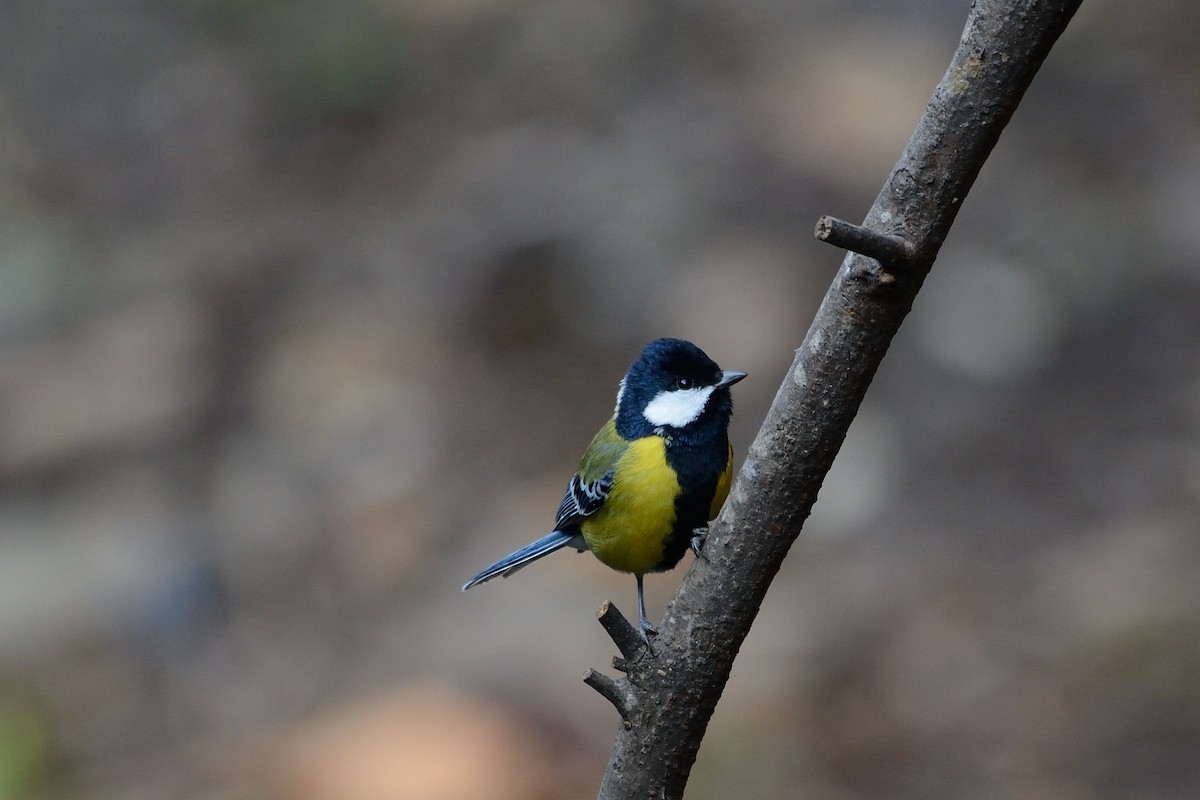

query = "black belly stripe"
[[654, 433, 730, 572]]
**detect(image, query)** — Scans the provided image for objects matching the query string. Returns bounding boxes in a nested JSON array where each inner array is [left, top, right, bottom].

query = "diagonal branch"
[[589, 1, 1084, 798]]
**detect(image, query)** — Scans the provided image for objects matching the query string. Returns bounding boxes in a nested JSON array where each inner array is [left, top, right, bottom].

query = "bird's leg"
[[635, 574, 656, 651], [690, 527, 709, 560]]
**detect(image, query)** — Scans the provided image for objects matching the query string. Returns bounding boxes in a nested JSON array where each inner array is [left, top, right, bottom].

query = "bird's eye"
[[674, 377, 694, 390]]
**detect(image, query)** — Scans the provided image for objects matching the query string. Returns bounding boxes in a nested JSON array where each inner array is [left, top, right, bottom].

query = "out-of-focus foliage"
[[190, 0, 413, 116], [0, 688, 53, 798], [1, 0, 1199, 798]]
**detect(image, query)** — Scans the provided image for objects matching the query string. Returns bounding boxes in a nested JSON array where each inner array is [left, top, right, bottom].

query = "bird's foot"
[[690, 527, 709, 560], [638, 618, 658, 654]]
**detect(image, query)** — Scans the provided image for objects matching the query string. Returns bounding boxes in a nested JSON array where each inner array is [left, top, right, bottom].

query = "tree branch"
[[592, 1, 1084, 797]]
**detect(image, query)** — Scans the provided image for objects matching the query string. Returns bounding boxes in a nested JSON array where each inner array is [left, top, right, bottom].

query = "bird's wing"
[[553, 419, 627, 531], [553, 472, 612, 530]]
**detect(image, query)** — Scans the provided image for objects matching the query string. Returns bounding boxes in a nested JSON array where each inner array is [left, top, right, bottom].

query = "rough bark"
[[591, 1, 1085, 797]]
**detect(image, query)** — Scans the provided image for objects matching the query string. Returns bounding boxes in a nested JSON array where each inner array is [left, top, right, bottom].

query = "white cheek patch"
[[642, 386, 715, 428]]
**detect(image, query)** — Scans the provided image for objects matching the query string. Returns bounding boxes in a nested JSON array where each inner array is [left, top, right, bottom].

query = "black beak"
[[716, 370, 747, 389]]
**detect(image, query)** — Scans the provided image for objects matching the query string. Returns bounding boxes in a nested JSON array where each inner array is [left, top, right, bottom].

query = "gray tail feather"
[[461, 530, 584, 591]]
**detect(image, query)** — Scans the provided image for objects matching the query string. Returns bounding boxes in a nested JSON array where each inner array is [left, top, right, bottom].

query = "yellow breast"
[[711, 441, 733, 518], [580, 436, 679, 574]]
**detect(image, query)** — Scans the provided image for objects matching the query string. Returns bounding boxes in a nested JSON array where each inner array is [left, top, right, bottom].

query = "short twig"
[[815, 215, 915, 266], [597, 601, 648, 661], [584, 668, 637, 726]]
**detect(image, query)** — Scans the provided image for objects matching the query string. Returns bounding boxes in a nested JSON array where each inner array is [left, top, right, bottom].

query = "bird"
[[462, 338, 746, 647]]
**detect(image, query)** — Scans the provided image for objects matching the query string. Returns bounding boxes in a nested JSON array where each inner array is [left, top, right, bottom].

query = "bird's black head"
[[614, 338, 746, 441]]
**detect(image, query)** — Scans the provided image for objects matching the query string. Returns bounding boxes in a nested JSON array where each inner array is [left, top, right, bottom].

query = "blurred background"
[[1, 0, 1199, 798]]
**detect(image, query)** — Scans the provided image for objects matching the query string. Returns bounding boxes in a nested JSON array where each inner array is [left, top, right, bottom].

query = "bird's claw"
[[690, 527, 709, 560], [638, 619, 657, 653]]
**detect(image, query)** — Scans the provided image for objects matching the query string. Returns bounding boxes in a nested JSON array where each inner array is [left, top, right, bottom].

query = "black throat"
[[654, 405, 733, 573]]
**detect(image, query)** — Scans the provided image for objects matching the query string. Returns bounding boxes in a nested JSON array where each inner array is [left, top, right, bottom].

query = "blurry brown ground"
[[1, 1, 1199, 798]]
